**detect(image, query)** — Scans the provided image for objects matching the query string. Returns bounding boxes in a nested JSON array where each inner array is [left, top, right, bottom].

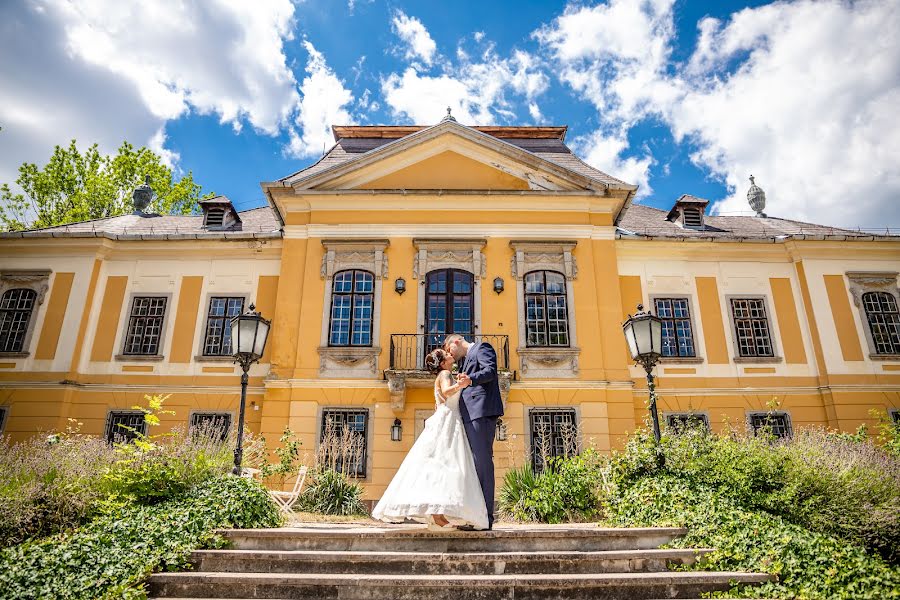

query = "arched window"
[[329, 270, 374, 346], [0, 288, 37, 353], [863, 291, 900, 354], [524, 271, 569, 347]]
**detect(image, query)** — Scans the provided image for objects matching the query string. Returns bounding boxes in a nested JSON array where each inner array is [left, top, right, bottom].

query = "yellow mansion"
[[1, 118, 899, 500]]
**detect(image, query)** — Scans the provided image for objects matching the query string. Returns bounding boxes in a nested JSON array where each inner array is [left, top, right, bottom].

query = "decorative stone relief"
[[509, 241, 577, 280], [0, 270, 51, 305], [383, 370, 434, 411], [846, 271, 900, 307], [412, 239, 486, 280], [498, 370, 512, 406], [316, 346, 381, 379], [517, 347, 580, 379], [320, 239, 389, 280]]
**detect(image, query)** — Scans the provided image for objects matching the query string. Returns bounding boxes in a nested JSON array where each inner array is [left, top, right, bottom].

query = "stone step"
[[190, 548, 711, 575], [148, 571, 773, 600], [221, 525, 688, 553]]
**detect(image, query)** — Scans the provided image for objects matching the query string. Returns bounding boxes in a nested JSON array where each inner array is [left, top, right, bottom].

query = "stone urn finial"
[[132, 175, 153, 214], [747, 175, 767, 218]]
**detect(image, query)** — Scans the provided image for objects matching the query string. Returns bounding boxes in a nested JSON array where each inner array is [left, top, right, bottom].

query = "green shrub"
[[298, 468, 367, 516], [0, 476, 281, 600], [498, 449, 603, 523], [604, 475, 900, 600]]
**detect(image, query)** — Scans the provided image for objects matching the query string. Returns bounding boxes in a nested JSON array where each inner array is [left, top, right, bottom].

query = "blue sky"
[[2, 0, 898, 227]]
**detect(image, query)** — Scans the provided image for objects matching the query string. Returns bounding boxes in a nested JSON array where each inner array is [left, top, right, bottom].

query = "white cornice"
[[284, 224, 615, 240]]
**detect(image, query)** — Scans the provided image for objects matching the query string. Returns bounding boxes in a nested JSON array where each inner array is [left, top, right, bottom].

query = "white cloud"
[[536, 0, 900, 227], [0, 0, 299, 194], [575, 129, 653, 197], [392, 10, 437, 67], [288, 41, 355, 158]]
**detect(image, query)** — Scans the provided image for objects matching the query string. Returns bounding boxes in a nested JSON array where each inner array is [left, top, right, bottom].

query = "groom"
[[444, 334, 503, 530]]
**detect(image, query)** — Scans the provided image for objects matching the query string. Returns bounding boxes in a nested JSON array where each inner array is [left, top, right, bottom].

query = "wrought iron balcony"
[[388, 334, 510, 371]]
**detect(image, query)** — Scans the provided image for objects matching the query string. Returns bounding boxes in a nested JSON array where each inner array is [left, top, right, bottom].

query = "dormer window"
[[199, 196, 241, 230], [682, 207, 703, 228], [205, 207, 226, 228], [666, 194, 709, 230]]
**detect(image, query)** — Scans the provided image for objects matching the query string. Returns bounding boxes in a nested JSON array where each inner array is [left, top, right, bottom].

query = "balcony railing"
[[389, 334, 510, 371]]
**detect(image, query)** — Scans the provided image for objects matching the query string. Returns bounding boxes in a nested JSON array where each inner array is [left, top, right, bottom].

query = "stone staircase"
[[148, 523, 771, 599]]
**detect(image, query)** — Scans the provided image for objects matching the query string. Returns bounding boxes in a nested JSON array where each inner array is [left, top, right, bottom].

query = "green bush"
[[297, 468, 367, 516], [498, 449, 603, 523], [0, 476, 281, 600]]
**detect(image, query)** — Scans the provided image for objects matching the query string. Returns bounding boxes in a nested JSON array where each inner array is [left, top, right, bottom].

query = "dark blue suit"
[[459, 341, 504, 528]]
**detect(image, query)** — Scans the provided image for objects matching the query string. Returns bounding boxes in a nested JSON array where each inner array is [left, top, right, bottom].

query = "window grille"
[[123, 296, 167, 355], [665, 412, 709, 433], [654, 298, 696, 357], [320, 409, 368, 477], [203, 297, 244, 355], [862, 292, 900, 354], [748, 412, 792, 439], [682, 207, 703, 228], [0, 288, 37, 353], [205, 207, 226, 227], [730, 298, 774, 357], [529, 408, 578, 472], [189, 412, 232, 441], [329, 270, 374, 347], [105, 411, 147, 444], [0, 406, 8, 434], [525, 271, 570, 347]]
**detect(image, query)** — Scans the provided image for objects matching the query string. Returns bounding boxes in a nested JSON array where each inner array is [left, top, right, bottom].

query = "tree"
[[0, 140, 208, 231]]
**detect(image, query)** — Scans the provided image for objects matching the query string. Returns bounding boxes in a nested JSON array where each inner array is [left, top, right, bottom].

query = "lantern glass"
[[623, 308, 663, 361], [234, 316, 257, 355], [493, 276, 504, 294], [391, 418, 402, 441], [623, 322, 639, 359], [395, 277, 406, 295], [253, 319, 270, 357]]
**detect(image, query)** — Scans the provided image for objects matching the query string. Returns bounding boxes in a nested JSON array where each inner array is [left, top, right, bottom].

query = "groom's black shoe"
[[455, 524, 477, 531]]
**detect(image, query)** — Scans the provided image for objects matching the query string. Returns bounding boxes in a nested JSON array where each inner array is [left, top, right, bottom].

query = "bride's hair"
[[424, 348, 448, 375]]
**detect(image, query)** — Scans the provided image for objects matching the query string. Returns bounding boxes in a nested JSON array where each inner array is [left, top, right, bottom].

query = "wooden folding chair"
[[267, 466, 309, 516]]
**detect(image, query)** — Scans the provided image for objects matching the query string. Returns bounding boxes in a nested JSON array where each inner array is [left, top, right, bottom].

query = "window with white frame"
[[320, 409, 368, 477], [665, 412, 709, 433], [0, 289, 37, 353], [525, 271, 570, 347], [328, 270, 374, 347], [529, 408, 578, 472], [654, 298, 696, 357], [203, 297, 244, 356], [189, 412, 232, 441], [861, 292, 900, 355], [105, 411, 147, 444], [730, 298, 774, 358], [123, 296, 167, 355], [748, 412, 791, 439]]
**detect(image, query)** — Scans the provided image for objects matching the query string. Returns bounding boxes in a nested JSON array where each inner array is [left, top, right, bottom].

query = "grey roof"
[[618, 203, 898, 241], [1, 207, 281, 241], [281, 135, 628, 187]]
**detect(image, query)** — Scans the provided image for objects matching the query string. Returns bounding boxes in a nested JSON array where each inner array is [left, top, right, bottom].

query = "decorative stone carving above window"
[[320, 239, 389, 280], [412, 239, 486, 280], [509, 241, 577, 280], [846, 271, 900, 359], [0, 270, 51, 305], [846, 271, 899, 307]]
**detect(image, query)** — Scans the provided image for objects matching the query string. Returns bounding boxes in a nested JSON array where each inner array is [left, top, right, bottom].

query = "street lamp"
[[622, 304, 664, 443], [230, 303, 271, 475]]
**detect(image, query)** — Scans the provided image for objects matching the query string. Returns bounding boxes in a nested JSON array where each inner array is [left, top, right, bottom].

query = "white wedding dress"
[[372, 376, 489, 529]]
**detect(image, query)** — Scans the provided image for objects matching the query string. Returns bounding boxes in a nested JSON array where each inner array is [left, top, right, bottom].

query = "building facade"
[[1, 119, 899, 500]]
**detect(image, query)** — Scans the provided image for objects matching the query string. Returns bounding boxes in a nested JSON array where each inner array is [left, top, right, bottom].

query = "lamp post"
[[230, 304, 271, 476], [622, 304, 664, 443]]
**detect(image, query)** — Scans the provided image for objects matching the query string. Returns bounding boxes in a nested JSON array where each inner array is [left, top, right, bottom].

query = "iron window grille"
[[529, 408, 578, 472], [320, 409, 368, 478], [123, 296, 167, 355], [329, 270, 374, 347], [0, 288, 37, 353], [105, 411, 147, 444], [203, 297, 245, 355], [730, 298, 774, 357], [425, 269, 475, 354], [862, 291, 900, 354], [665, 412, 710, 433], [525, 271, 570, 347], [0, 406, 8, 434], [748, 412, 792, 439], [189, 412, 232, 441], [654, 298, 696, 357]]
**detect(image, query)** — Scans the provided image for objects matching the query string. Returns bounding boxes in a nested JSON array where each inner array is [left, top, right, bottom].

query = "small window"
[[0, 406, 8, 435], [329, 270, 374, 347], [654, 298, 696, 357], [0, 288, 37, 353], [665, 412, 709, 433], [205, 207, 226, 228], [530, 408, 578, 472], [189, 412, 232, 441], [123, 296, 167, 355], [889, 409, 900, 426], [203, 297, 244, 356], [748, 412, 792, 439], [862, 292, 900, 355], [525, 271, 570, 347], [682, 207, 703, 228], [320, 409, 368, 477], [730, 298, 774, 357], [105, 411, 147, 444]]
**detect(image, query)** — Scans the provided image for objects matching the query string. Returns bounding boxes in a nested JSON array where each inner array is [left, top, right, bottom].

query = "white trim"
[[295, 224, 604, 239]]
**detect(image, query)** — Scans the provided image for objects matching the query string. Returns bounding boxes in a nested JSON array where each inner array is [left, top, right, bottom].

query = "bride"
[[371, 348, 489, 530]]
